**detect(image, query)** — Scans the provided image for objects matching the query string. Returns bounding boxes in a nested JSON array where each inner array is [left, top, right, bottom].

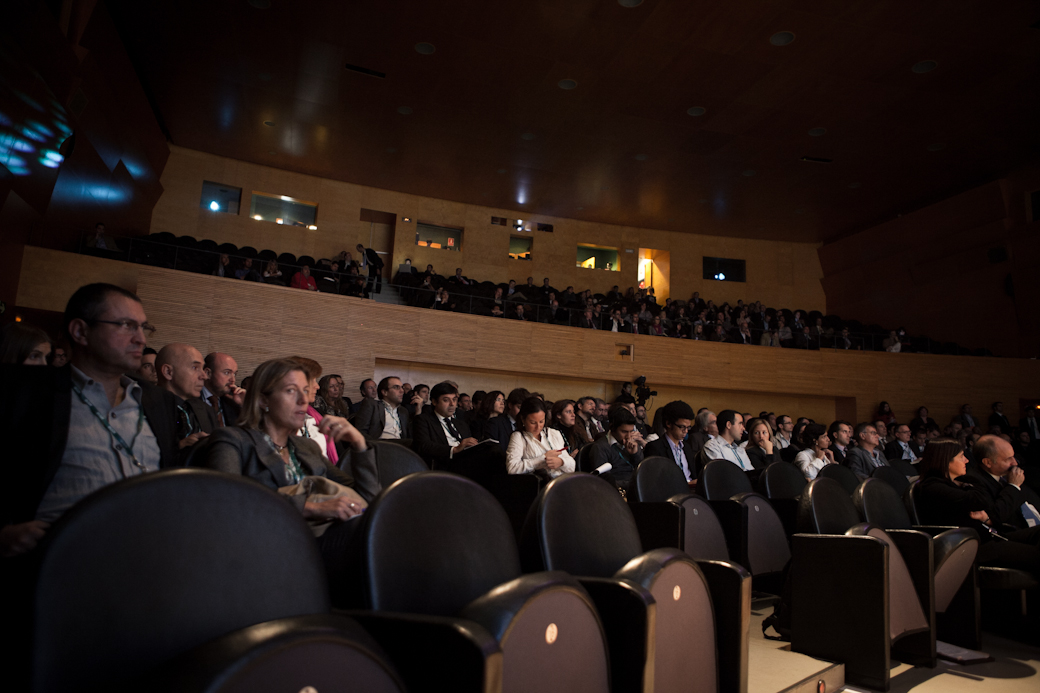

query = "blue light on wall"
[[209, 200, 220, 211]]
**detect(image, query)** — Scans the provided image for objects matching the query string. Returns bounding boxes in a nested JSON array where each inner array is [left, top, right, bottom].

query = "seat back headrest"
[[34, 469, 329, 693], [760, 461, 808, 499], [677, 496, 730, 561], [816, 463, 860, 494], [798, 477, 862, 534], [699, 459, 754, 500], [521, 474, 642, 577], [870, 465, 911, 497], [362, 472, 521, 615], [371, 440, 429, 488], [853, 478, 913, 530], [631, 456, 689, 502]]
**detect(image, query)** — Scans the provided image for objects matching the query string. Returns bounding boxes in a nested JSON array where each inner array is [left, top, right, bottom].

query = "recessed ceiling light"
[[248, 0, 271, 8], [770, 31, 795, 46], [687, 106, 706, 116], [849, 182, 861, 189], [558, 79, 577, 90], [634, 154, 647, 161], [397, 106, 413, 115], [808, 127, 826, 136], [263, 120, 275, 126], [402, 217, 412, 222], [415, 42, 436, 55], [521, 132, 536, 140], [618, 0, 643, 6], [742, 169, 756, 177], [927, 143, 946, 151], [912, 60, 938, 74]]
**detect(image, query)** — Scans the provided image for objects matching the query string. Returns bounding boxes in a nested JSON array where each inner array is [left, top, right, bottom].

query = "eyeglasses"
[[90, 319, 157, 337], [671, 424, 692, 432]]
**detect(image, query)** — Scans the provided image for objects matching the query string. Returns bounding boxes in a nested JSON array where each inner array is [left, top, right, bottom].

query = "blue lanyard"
[[176, 404, 198, 436], [72, 382, 148, 471]]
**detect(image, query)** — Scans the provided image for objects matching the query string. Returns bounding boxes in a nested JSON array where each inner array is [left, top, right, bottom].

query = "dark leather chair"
[[854, 478, 981, 648], [32, 469, 402, 693], [871, 464, 911, 497], [298, 254, 317, 267], [347, 472, 611, 693], [794, 477, 938, 690], [258, 248, 277, 262], [522, 473, 749, 693], [817, 462, 860, 494], [757, 461, 807, 536], [699, 459, 791, 582], [370, 439, 428, 487]]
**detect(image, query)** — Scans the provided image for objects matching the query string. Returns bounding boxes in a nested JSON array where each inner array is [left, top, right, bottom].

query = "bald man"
[[156, 343, 213, 447], [203, 352, 245, 426], [965, 435, 1040, 530]]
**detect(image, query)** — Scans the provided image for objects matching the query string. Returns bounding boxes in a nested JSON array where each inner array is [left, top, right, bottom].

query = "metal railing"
[[67, 231, 991, 357]]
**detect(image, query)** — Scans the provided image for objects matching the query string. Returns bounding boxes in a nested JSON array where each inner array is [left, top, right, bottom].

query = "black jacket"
[[413, 412, 473, 468], [0, 364, 180, 527], [352, 397, 411, 440], [644, 437, 698, 480], [587, 435, 644, 490]]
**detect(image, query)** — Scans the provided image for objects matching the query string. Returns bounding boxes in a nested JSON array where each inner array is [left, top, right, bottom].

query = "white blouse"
[[794, 448, 827, 480], [506, 427, 575, 478]]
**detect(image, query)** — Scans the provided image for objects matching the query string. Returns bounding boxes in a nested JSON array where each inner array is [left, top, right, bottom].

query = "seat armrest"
[[577, 577, 654, 693], [911, 525, 961, 537], [696, 560, 751, 693], [629, 501, 683, 551], [884, 529, 935, 611], [707, 499, 749, 570], [340, 610, 501, 693]]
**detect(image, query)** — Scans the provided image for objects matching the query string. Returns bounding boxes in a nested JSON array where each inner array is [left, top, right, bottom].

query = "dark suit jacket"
[[988, 412, 1012, 435], [186, 397, 220, 434], [915, 474, 1005, 542], [219, 396, 241, 426], [1019, 416, 1040, 442], [364, 247, 384, 270], [0, 364, 181, 527], [963, 467, 1033, 529], [884, 440, 917, 463], [845, 446, 889, 481], [644, 436, 698, 480], [413, 412, 473, 468], [190, 426, 380, 511], [587, 435, 644, 490], [353, 397, 411, 440], [485, 414, 517, 453], [745, 446, 780, 471]]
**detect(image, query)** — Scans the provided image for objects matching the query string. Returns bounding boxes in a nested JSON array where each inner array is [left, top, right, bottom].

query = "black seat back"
[[853, 478, 913, 530], [699, 458, 754, 500], [371, 440, 428, 487], [630, 455, 689, 502], [521, 474, 642, 577], [797, 477, 862, 534], [677, 495, 730, 561], [817, 463, 860, 494], [33, 469, 328, 693], [905, 480, 922, 524], [871, 465, 911, 497], [359, 472, 521, 616], [759, 461, 807, 499]]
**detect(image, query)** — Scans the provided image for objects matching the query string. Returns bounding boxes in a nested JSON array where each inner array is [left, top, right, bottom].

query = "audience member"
[[743, 416, 780, 471], [827, 420, 853, 464], [704, 410, 754, 473], [873, 420, 890, 446], [202, 352, 243, 426], [574, 396, 600, 444], [263, 259, 284, 285], [156, 343, 213, 446], [773, 414, 794, 449], [586, 407, 644, 492], [486, 388, 530, 451], [352, 378, 378, 414], [506, 397, 575, 479], [356, 244, 384, 295], [287, 356, 336, 464], [291, 265, 318, 291], [845, 422, 889, 480], [137, 346, 158, 384], [688, 409, 716, 459], [909, 406, 938, 433], [214, 253, 231, 277], [550, 399, 584, 454], [962, 435, 1040, 531], [884, 423, 918, 462], [235, 258, 261, 281], [457, 392, 473, 411], [472, 389, 505, 441], [989, 401, 1012, 435], [793, 423, 835, 481], [50, 344, 68, 368], [957, 403, 977, 431], [353, 376, 411, 441], [0, 323, 52, 365], [644, 400, 697, 482], [1021, 408, 1040, 443], [314, 374, 353, 418], [412, 382, 479, 468], [875, 401, 896, 426]]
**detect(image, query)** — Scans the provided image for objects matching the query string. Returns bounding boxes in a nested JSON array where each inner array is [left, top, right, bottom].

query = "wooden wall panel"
[[153, 146, 827, 312], [18, 249, 1040, 429]]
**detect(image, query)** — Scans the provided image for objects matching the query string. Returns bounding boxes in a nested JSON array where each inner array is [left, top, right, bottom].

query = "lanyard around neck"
[[72, 381, 148, 471]]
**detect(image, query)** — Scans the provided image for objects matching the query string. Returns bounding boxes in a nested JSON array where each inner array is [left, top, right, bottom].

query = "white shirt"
[[299, 415, 328, 457], [666, 435, 691, 481], [795, 449, 828, 480], [506, 427, 575, 478], [380, 400, 402, 439], [437, 413, 461, 448], [775, 433, 792, 449], [704, 436, 754, 471]]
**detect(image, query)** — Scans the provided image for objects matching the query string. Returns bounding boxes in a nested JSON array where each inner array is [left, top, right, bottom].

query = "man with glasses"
[[644, 400, 697, 483], [846, 422, 890, 480], [0, 283, 179, 559]]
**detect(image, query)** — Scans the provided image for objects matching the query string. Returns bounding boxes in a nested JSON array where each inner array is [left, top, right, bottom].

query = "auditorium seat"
[[757, 461, 807, 536], [521, 473, 749, 693], [298, 255, 316, 267], [870, 464, 911, 497], [258, 248, 277, 262], [817, 462, 859, 494], [277, 252, 298, 266], [794, 477, 937, 689], [699, 459, 791, 585], [345, 472, 611, 693], [369, 439, 428, 487], [31, 469, 403, 693], [238, 245, 258, 259], [853, 478, 981, 649]]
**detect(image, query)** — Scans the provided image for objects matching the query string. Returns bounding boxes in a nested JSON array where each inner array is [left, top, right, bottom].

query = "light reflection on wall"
[[0, 48, 74, 179]]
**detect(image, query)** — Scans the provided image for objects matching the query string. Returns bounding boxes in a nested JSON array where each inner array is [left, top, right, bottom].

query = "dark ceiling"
[[108, 0, 1040, 242]]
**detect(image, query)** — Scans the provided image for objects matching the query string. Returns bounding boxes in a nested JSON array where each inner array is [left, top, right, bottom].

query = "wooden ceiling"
[[108, 0, 1040, 242]]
